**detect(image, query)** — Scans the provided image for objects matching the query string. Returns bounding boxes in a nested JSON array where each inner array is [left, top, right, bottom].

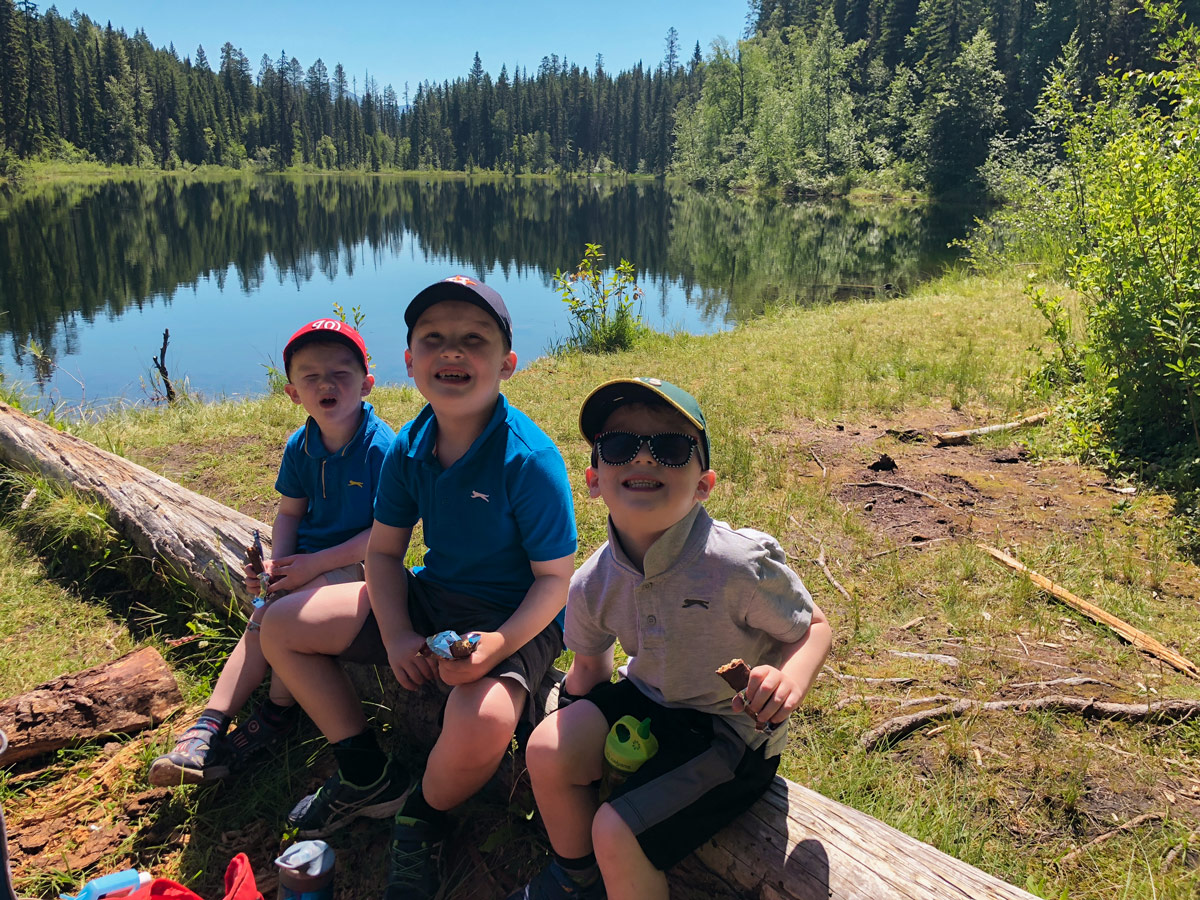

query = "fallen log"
[[0, 402, 265, 612], [932, 411, 1050, 446], [861, 695, 1200, 752], [979, 544, 1199, 679], [0, 404, 1039, 900], [0, 647, 183, 764]]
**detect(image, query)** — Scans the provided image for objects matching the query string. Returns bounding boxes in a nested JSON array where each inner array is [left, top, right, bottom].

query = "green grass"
[[3, 270, 1197, 899]]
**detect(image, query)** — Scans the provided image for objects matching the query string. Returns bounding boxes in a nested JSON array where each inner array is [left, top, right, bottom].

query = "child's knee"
[[592, 803, 636, 855]]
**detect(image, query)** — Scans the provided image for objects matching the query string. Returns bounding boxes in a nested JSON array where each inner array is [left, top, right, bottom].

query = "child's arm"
[[735, 601, 832, 727], [365, 520, 438, 690], [438, 553, 575, 686], [562, 646, 615, 698], [266, 526, 372, 593]]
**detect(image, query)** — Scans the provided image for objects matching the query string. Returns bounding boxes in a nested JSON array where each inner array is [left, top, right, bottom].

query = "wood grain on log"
[[0, 647, 183, 763], [0, 402, 266, 612]]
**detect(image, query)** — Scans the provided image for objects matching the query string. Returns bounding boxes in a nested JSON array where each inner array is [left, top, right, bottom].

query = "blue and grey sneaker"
[[148, 723, 230, 786], [383, 815, 442, 900], [506, 860, 607, 900], [286, 758, 411, 838]]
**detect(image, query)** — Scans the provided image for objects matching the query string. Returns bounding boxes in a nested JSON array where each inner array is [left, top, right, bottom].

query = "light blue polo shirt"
[[276, 401, 396, 554], [374, 393, 578, 618]]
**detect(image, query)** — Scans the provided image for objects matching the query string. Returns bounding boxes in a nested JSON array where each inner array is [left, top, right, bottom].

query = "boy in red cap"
[[149, 318, 395, 786]]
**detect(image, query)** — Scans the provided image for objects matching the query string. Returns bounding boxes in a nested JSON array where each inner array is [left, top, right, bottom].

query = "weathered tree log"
[[0, 404, 1038, 900], [0, 402, 265, 612], [932, 411, 1050, 446], [0, 647, 183, 764]]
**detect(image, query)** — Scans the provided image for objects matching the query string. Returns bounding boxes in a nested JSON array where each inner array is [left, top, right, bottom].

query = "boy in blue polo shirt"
[[261, 277, 577, 900], [149, 319, 395, 787]]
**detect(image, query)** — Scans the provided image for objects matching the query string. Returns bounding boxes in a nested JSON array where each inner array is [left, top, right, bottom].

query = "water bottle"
[[275, 840, 335, 900], [599, 715, 658, 801], [59, 870, 151, 900]]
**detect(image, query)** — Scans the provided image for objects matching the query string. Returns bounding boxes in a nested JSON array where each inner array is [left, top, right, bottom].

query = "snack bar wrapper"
[[423, 630, 480, 660]]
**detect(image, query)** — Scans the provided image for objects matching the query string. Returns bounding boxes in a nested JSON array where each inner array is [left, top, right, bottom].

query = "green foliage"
[[552, 243, 649, 354], [968, 0, 1200, 525]]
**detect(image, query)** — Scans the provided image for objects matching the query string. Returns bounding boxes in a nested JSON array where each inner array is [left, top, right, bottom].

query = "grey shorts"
[[341, 569, 564, 721], [584, 678, 779, 870]]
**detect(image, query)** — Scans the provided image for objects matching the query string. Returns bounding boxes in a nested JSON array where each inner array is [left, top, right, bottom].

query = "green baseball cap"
[[579, 377, 710, 468]]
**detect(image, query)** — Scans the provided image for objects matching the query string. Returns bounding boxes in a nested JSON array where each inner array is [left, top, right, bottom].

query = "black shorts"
[[585, 678, 779, 870], [341, 569, 563, 721]]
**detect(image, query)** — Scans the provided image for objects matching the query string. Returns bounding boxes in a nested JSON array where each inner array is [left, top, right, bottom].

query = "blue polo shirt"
[[276, 401, 396, 554], [374, 394, 577, 617]]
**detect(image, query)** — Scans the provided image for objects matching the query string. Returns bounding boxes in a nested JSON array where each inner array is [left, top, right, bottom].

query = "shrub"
[[553, 244, 650, 354]]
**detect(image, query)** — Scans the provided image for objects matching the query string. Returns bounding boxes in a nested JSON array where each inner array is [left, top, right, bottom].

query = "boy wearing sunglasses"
[[509, 377, 831, 900]]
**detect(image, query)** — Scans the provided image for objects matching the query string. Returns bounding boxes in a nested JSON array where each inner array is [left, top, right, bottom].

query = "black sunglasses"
[[594, 431, 701, 468]]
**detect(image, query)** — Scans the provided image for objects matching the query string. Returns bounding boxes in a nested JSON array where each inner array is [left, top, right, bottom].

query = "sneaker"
[[506, 861, 607, 900], [287, 758, 411, 838], [148, 724, 230, 786], [224, 703, 299, 769], [383, 815, 442, 900]]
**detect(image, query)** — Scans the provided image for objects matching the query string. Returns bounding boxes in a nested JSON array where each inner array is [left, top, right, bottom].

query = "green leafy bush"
[[553, 243, 649, 354]]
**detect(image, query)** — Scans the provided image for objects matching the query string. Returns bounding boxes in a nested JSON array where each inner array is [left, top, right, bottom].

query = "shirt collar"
[[301, 401, 370, 459], [407, 394, 509, 466], [606, 502, 711, 579]]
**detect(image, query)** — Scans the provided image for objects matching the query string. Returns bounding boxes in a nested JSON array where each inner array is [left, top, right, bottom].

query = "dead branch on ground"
[[1059, 813, 1164, 864], [932, 412, 1050, 446], [862, 695, 1200, 751], [843, 480, 956, 510], [979, 545, 1199, 679], [151, 328, 177, 404]]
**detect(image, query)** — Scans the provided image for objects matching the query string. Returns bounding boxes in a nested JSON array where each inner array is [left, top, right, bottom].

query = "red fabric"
[[124, 854, 262, 900]]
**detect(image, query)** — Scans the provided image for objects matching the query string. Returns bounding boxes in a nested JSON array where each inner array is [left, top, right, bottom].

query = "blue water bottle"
[[59, 870, 151, 900]]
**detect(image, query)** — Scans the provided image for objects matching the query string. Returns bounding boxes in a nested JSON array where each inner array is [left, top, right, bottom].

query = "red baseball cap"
[[283, 319, 369, 374]]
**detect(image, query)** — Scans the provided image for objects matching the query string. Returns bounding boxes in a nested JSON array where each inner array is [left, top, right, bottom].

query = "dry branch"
[[888, 650, 960, 666], [813, 544, 854, 606], [862, 695, 1200, 751], [1059, 812, 1163, 863], [843, 480, 956, 509], [932, 412, 1050, 446], [979, 545, 1199, 679], [0, 648, 183, 763]]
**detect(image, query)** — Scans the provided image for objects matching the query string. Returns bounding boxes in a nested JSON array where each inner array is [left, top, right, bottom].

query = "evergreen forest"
[[0, 0, 1197, 195]]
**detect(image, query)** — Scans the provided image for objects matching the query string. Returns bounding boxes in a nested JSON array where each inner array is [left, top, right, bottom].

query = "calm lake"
[[0, 175, 973, 411]]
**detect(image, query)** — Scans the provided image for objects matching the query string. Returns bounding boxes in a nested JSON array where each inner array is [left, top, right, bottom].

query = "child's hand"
[[436, 631, 503, 686], [242, 561, 263, 594], [732, 665, 803, 729], [386, 629, 437, 690], [264, 553, 322, 593]]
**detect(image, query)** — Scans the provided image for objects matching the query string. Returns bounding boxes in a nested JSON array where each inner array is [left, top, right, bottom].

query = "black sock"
[[197, 708, 231, 736], [400, 786, 449, 833], [332, 730, 387, 786], [258, 698, 298, 729], [553, 852, 600, 886]]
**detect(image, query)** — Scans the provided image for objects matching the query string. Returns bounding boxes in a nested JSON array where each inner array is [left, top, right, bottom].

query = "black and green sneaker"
[[286, 757, 411, 838], [383, 815, 442, 900]]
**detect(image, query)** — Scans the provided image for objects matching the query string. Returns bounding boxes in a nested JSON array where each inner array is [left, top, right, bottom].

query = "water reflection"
[[0, 176, 971, 398]]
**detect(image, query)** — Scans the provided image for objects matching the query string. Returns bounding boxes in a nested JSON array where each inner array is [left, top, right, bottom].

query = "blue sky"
[[65, 1, 749, 95]]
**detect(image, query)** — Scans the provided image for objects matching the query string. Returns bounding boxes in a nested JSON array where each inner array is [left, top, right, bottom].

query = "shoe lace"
[[388, 839, 430, 884]]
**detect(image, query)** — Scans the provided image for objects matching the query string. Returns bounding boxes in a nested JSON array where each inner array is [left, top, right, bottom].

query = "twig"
[[1161, 830, 1198, 871], [868, 537, 950, 558], [825, 670, 917, 686], [888, 650, 960, 666], [1059, 812, 1164, 864], [813, 543, 854, 606], [979, 544, 1200, 679], [843, 481, 956, 510], [862, 695, 1200, 751], [810, 448, 827, 478], [1010, 676, 1108, 689], [932, 411, 1050, 446], [151, 328, 177, 405]]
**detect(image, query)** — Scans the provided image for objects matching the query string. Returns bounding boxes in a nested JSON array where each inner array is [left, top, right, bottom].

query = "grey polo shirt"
[[566, 503, 814, 755]]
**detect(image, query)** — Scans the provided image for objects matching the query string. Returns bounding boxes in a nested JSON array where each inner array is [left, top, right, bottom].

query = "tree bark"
[[0, 647, 183, 764], [0, 402, 265, 612]]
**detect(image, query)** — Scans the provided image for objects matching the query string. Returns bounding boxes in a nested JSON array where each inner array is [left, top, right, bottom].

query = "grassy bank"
[[3, 272, 1198, 899]]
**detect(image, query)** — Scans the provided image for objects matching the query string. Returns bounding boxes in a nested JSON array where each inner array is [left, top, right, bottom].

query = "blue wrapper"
[[424, 630, 480, 659]]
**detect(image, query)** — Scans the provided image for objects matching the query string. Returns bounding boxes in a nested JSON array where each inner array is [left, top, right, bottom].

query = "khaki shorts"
[[321, 561, 366, 586]]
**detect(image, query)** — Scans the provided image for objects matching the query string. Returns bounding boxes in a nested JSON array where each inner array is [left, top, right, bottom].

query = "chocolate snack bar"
[[715, 658, 751, 692]]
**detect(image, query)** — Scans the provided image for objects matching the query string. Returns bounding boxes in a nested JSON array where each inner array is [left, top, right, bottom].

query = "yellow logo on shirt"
[[348, 480, 364, 488]]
